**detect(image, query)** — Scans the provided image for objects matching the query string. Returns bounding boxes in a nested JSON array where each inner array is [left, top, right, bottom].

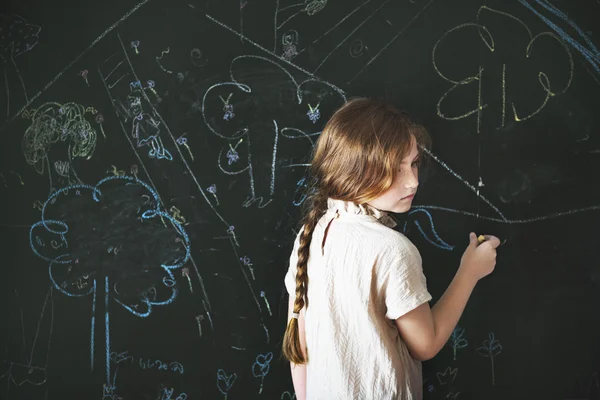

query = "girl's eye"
[[411, 160, 420, 168]]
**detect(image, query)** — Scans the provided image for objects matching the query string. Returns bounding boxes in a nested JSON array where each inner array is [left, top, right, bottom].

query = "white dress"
[[285, 198, 432, 400]]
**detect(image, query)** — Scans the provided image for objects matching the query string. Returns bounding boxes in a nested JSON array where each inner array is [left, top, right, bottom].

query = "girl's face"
[[367, 136, 420, 214]]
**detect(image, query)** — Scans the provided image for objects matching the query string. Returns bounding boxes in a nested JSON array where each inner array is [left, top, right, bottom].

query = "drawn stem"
[[501, 64, 506, 127], [259, 376, 264, 394], [104, 276, 111, 386], [184, 143, 194, 161], [490, 355, 495, 385], [91, 280, 97, 371], [11, 53, 28, 102], [186, 275, 193, 292], [453, 346, 456, 361], [477, 65, 483, 134]]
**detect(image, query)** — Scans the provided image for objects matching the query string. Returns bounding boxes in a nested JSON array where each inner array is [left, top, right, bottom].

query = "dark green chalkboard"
[[1, 0, 599, 399]]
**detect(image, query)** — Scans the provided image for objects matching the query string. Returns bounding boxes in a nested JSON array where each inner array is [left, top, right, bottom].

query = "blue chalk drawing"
[[449, 325, 468, 360], [404, 208, 454, 250], [29, 175, 191, 394], [477, 332, 503, 386], [519, 0, 599, 75], [160, 387, 188, 400], [252, 352, 273, 394], [292, 176, 309, 206], [306, 103, 320, 123], [217, 369, 237, 399]]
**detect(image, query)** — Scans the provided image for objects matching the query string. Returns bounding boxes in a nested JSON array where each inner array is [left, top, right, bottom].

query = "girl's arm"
[[288, 296, 307, 400], [394, 268, 476, 360], [395, 233, 500, 361]]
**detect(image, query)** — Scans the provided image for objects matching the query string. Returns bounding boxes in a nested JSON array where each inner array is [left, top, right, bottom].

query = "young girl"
[[282, 98, 500, 399]]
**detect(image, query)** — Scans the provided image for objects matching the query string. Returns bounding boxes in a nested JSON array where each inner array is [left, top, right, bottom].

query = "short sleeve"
[[383, 236, 432, 320], [284, 228, 304, 296]]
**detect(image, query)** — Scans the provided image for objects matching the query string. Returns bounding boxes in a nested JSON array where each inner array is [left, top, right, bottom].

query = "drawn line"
[[477, 65, 483, 133], [45, 288, 54, 369], [156, 47, 173, 74], [105, 276, 110, 384], [230, 239, 263, 313], [105, 58, 125, 80], [29, 288, 52, 367], [277, 10, 304, 30], [348, 0, 436, 83], [274, 0, 280, 51], [91, 280, 97, 371], [270, 120, 279, 195], [108, 73, 129, 89], [297, 0, 375, 55], [415, 204, 600, 223], [0, 0, 151, 133], [16, 290, 28, 364], [11, 54, 29, 103], [501, 64, 506, 127], [422, 147, 507, 220], [206, 15, 318, 79], [313, 0, 392, 74]]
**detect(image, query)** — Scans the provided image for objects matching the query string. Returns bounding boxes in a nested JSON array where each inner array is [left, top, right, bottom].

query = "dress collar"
[[326, 198, 397, 228]]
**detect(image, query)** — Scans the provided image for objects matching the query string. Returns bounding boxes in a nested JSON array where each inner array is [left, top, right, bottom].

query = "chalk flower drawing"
[[476, 332, 503, 386], [448, 325, 468, 360], [217, 369, 237, 399], [433, 6, 573, 132], [436, 366, 458, 386], [252, 352, 273, 394]]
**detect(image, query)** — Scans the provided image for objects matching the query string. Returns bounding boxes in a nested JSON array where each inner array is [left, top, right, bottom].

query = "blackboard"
[[1, 0, 599, 399]]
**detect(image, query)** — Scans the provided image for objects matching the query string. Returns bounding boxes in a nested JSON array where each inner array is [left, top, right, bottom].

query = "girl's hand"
[[459, 233, 500, 282]]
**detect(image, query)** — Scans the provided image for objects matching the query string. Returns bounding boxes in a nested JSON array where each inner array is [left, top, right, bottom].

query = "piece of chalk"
[[477, 235, 486, 244]]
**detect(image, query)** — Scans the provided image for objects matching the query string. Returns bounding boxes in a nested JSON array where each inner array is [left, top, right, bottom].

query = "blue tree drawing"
[[476, 332, 503, 386], [29, 175, 191, 394]]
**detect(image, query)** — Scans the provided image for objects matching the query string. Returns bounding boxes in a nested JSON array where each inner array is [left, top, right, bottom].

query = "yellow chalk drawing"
[[107, 165, 125, 176], [22, 102, 98, 179], [432, 6, 573, 131], [512, 32, 573, 122], [169, 206, 187, 225]]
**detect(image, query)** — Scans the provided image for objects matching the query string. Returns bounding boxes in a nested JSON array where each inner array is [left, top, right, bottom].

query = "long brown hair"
[[282, 97, 430, 364]]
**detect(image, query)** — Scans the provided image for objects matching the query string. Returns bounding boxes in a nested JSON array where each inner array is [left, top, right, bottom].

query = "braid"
[[282, 190, 328, 364]]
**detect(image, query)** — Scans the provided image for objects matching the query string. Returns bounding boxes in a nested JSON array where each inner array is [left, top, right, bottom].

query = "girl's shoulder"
[[339, 217, 417, 256]]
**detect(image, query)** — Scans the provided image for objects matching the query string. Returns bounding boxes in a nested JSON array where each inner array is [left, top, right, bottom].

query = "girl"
[[282, 98, 500, 399]]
